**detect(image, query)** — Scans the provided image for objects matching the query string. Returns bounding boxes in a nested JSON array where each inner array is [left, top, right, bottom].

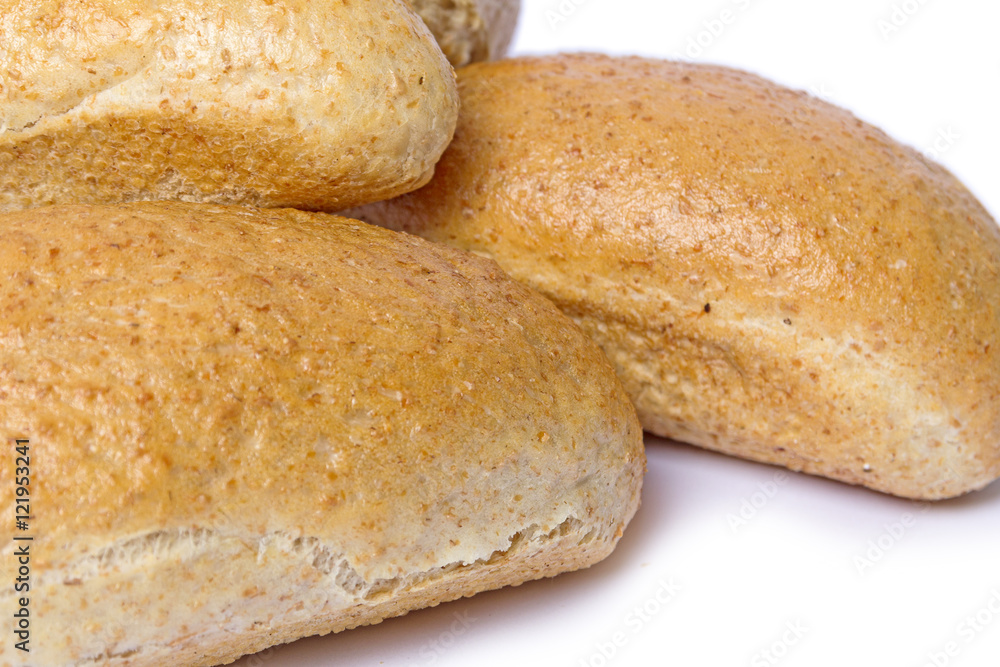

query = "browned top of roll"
[[0, 202, 642, 577], [355, 54, 1000, 499]]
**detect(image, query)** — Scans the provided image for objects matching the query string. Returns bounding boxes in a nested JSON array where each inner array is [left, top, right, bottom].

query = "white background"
[[245, 1, 1000, 665]]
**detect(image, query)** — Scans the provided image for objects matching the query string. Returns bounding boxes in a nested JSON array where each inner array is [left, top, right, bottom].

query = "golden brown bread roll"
[[0, 202, 643, 666], [0, 0, 459, 212], [410, 0, 521, 67], [351, 54, 1000, 500]]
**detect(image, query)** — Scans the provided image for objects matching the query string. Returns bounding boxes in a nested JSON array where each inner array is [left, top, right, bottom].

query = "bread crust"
[[0, 0, 459, 212], [0, 202, 643, 666], [410, 0, 520, 67], [351, 54, 1000, 500]]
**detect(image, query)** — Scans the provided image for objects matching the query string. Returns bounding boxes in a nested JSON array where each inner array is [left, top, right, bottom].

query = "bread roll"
[[351, 54, 1000, 500], [0, 0, 459, 213], [0, 202, 643, 666], [410, 0, 520, 67]]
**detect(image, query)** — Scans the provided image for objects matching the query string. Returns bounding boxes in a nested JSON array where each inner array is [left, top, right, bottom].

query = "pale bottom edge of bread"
[[642, 415, 999, 502], [2, 514, 628, 667], [570, 308, 998, 501]]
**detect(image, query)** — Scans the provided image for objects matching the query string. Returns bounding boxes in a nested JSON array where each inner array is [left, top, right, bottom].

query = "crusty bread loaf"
[[0, 202, 643, 666], [0, 0, 459, 213], [351, 54, 1000, 500], [410, 0, 520, 67]]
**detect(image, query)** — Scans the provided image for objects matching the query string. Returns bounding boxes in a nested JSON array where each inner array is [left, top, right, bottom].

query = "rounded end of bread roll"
[[350, 53, 1000, 501], [0, 201, 642, 665], [411, 0, 521, 67], [0, 0, 459, 213]]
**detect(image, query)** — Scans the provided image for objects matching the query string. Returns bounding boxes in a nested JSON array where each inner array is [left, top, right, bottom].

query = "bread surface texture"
[[0, 202, 643, 666], [410, 0, 520, 67], [351, 54, 1000, 500], [0, 0, 459, 212]]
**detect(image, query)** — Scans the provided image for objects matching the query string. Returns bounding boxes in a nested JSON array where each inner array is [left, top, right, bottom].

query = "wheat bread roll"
[[0, 0, 459, 213], [351, 54, 1000, 500], [410, 0, 520, 67], [0, 202, 643, 666]]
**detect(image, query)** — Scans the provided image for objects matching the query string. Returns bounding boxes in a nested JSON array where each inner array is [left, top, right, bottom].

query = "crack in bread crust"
[[4, 517, 618, 667]]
